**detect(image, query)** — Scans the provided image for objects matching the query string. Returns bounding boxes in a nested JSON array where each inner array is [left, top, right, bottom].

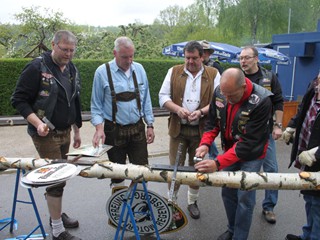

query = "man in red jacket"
[[195, 68, 273, 240]]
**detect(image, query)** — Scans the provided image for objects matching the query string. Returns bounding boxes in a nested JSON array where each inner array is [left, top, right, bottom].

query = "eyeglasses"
[[239, 56, 255, 61], [56, 44, 76, 54]]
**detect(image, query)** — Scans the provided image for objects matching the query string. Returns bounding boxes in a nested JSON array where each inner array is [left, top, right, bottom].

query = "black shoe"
[[217, 230, 233, 240], [187, 201, 200, 219], [52, 231, 82, 240], [285, 234, 302, 240], [50, 213, 79, 228], [262, 210, 276, 224]]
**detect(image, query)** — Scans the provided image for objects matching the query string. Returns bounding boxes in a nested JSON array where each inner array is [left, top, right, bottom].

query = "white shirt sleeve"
[[214, 72, 221, 90], [159, 67, 173, 108]]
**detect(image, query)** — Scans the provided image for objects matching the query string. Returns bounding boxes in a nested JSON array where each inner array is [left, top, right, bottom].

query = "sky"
[[0, 0, 195, 27]]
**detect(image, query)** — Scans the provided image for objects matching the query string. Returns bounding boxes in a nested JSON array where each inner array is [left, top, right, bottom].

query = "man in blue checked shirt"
[[91, 36, 155, 187]]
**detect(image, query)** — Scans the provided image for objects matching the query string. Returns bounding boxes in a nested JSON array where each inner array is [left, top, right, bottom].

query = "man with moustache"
[[159, 40, 220, 219]]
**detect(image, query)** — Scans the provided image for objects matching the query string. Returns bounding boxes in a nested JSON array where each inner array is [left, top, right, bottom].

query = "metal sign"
[[106, 188, 172, 234]]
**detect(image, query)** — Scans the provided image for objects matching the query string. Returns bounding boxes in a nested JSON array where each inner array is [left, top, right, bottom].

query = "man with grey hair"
[[91, 36, 155, 187], [12, 30, 82, 240]]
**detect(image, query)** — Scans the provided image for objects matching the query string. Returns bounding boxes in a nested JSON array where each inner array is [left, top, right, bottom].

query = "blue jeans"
[[262, 135, 278, 211], [209, 141, 219, 159], [300, 194, 320, 240], [222, 159, 263, 240]]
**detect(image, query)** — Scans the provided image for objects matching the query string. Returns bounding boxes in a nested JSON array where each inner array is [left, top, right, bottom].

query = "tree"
[[156, 3, 217, 43], [4, 6, 71, 57], [75, 31, 115, 60], [196, 0, 220, 26], [1, 1, 320, 59], [158, 5, 184, 28], [217, 0, 320, 46]]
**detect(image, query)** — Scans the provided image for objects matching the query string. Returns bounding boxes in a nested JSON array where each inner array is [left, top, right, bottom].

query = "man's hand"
[[146, 128, 155, 144], [188, 110, 201, 122], [176, 107, 190, 120], [73, 131, 81, 148], [194, 159, 218, 173], [299, 147, 318, 167], [282, 127, 295, 144], [195, 145, 209, 159], [272, 126, 283, 140], [92, 124, 105, 148], [72, 124, 81, 148], [37, 123, 49, 136]]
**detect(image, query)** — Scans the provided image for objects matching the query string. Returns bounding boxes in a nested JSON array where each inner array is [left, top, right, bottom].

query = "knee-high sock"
[[188, 187, 199, 205], [52, 218, 65, 237]]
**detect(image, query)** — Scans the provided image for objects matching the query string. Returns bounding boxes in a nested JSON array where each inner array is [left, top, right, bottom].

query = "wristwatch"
[[274, 122, 282, 129], [199, 109, 204, 118], [214, 158, 220, 171]]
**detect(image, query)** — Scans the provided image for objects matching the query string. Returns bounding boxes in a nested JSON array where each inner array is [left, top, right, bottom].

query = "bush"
[[1, 58, 183, 115], [0, 58, 241, 116]]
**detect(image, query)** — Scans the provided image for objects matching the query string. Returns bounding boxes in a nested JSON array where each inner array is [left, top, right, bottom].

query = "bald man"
[[195, 68, 273, 240]]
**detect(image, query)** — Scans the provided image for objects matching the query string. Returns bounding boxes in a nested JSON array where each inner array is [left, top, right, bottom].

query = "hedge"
[[0, 58, 237, 116]]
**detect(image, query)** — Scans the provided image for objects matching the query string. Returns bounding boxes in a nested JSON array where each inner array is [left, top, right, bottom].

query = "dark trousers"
[[105, 120, 148, 184]]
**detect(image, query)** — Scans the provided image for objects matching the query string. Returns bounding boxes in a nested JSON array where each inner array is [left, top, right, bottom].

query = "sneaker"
[[50, 213, 79, 228], [262, 210, 276, 224], [285, 234, 302, 240], [52, 231, 81, 240], [187, 201, 200, 219], [217, 230, 233, 240]]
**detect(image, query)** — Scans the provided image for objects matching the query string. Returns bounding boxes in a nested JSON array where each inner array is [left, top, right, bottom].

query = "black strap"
[[105, 63, 142, 123], [132, 71, 142, 114], [105, 63, 117, 123]]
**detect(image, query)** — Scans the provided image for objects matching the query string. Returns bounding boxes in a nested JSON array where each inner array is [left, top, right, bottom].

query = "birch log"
[[1, 157, 320, 191]]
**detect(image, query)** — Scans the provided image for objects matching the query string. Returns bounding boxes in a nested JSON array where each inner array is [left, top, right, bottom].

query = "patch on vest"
[[248, 94, 260, 104], [216, 98, 225, 108], [238, 111, 249, 132]]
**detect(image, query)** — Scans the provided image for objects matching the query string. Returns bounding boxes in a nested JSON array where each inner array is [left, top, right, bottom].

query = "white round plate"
[[25, 163, 78, 184]]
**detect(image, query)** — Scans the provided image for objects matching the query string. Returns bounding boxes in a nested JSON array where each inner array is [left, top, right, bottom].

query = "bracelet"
[[147, 125, 154, 129], [274, 122, 282, 129]]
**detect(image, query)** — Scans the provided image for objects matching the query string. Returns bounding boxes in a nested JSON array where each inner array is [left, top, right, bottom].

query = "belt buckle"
[[54, 128, 69, 135], [54, 129, 63, 135]]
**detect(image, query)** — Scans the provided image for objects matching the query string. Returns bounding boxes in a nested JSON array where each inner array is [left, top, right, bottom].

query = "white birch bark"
[[1, 157, 320, 191]]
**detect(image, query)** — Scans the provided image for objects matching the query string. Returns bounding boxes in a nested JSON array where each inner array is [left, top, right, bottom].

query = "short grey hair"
[[52, 30, 77, 45], [221, 68, 245, 88], [241, 45, 258, 57], [114, 36, 134, 51]]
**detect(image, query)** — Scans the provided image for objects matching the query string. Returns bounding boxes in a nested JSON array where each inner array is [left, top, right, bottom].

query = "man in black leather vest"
[[11, 30, 82, 240], [240, 46, 284, 224], [195, 68, 273, 240]]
